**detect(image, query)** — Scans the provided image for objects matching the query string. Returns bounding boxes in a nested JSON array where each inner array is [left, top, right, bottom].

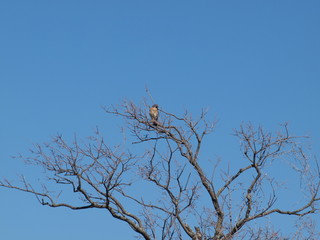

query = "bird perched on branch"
[[194, 227, 202, 240], [149, 104, 159, 125]]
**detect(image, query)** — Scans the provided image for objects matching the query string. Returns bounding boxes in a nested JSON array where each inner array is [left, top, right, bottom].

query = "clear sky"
[[1, 1, 319, 239]]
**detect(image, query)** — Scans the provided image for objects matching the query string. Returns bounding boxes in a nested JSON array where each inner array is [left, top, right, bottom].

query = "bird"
[[194, 227, 202, 240], [149, 104, 159, 125]]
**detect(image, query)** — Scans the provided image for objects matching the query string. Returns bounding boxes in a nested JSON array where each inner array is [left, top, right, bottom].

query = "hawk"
[[149, 104, 159, 124], [195, 227, 202, 240]]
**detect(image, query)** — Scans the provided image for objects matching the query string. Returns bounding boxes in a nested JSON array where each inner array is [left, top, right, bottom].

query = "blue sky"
[[1, 1, 320, 239]]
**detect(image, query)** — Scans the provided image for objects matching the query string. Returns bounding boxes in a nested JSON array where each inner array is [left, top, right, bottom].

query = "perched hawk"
[[149, 104, 159, 124], [195, 227, 202, 240]]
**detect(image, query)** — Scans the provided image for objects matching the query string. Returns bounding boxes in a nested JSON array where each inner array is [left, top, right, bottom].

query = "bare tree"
[[1, 99, 319, 240]]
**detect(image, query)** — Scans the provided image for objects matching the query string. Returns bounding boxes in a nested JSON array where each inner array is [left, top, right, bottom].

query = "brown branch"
[[2, 100, 319, 240]]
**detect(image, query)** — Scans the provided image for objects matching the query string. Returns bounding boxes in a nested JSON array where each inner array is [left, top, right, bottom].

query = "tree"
[[1, 99, 320, 240]]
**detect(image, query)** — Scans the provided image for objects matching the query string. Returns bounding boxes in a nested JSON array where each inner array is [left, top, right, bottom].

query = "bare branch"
[[1, 100, 319, 240]]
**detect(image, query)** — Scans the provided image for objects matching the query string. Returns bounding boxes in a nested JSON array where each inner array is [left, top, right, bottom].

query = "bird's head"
[[152, 104, 158, 109]]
